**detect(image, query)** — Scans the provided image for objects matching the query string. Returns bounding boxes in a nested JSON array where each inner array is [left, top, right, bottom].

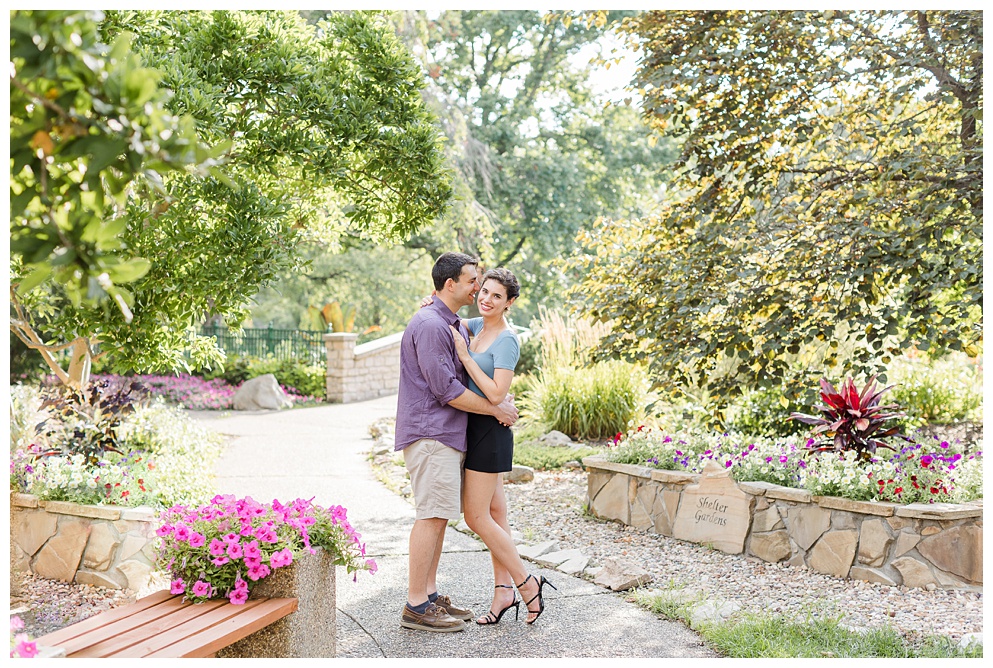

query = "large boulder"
[[233, 374, 293, 410]]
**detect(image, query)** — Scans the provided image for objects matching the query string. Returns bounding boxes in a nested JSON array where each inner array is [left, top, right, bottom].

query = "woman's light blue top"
[[465, 318, 520, 398]]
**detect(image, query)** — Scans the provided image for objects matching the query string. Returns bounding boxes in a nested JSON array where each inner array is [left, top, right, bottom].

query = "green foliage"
[[569, 11, 982, 406], [520, 308, 645, 441], [790, 376, 904, 461], [390, 10, 677, 323], [10, 10, 210, 318], [11, 9, 451, 386], [200, 355, 325, 398], [10, 386, 223, 508], [512, 441, 600, 471], [888, 352, 983, 428]]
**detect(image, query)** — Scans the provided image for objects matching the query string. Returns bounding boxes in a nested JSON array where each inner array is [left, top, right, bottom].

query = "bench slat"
[[33, 589, 174, 647], [69, 599, 230, 658], [144, 597, 299, 658], [54, 595, 209, 655]]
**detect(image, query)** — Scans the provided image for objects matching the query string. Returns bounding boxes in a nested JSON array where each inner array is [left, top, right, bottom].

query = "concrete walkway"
[[192, 395, 714, 658]]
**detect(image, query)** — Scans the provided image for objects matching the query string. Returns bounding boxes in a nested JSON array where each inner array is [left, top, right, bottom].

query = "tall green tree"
[[568, 10, 982, 406], [10, 10, 451, 385]]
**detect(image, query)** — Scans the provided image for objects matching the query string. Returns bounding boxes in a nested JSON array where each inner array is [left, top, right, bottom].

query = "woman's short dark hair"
[[481, 267, 520, 301], [432, 252, 479, 291]]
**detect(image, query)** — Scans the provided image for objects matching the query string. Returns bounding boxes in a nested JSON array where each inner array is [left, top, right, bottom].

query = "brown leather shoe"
[[400, 603, 466, 633], [434, 594, 473, 621]]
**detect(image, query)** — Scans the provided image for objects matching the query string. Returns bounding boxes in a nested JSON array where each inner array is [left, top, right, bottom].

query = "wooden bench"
[[33, 589, 298, 658]]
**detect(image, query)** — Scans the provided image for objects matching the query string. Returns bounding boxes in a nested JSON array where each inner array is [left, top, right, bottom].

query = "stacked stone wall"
[[10, 493, 157, 591], [584, 456, 983, 591], [324, 332, 402, 403]]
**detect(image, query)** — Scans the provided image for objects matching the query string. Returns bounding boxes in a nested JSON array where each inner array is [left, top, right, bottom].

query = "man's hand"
[[492, 394, 518, 427]]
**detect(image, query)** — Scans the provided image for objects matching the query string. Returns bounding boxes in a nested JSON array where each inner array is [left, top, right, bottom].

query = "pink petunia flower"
[[226, 542, 243, 559], [243, 540, 262, 561], [188, 532, 206, 548], [211, 556, 230, 567], [191, 580, 212, 598], [209, 538, 227, 556], [228, 588, 249, 605], [13, 635, 38, 658], [246, 562, 271, 581], [170, 578, 186, 595], [270, 548, 294, 568]]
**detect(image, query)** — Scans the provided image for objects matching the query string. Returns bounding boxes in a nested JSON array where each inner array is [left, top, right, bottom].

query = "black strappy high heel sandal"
[[476, 584, 520, 625], [516, 574, 557, 625]]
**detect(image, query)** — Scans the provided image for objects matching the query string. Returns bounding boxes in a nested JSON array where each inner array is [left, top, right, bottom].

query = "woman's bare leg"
[[463, 469, 540, 621]]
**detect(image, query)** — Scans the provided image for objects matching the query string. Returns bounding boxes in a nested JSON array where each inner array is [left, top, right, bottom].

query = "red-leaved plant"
[[790, 376, 905, 461]]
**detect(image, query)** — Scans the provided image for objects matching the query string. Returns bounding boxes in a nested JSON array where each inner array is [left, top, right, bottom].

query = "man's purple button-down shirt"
[[394, 299, 471, 453]]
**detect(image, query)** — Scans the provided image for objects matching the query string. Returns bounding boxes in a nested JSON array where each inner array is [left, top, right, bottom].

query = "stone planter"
[[10, 492, 157, 591], [216, 547, 336, 658], [583, 456, 983, 591]]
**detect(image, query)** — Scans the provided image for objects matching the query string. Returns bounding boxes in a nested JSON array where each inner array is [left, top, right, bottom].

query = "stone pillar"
[[216, 548, 336, 658], [324, 333, 358, 403]]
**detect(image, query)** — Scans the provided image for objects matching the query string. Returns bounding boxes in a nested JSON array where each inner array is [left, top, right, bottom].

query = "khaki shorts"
[[403, 438, 465, 520]]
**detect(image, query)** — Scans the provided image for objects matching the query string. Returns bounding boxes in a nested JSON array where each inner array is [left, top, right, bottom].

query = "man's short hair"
[[432, 252, 479, 291]]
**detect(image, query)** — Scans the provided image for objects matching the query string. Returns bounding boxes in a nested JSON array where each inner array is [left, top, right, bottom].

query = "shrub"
[[727, 386, 808, 438], [888, 352, 982, 428], [35, 378, 149, 464], [790, 376, 904, 461], [522, 360, 645, 441], [10, 384, 224, 508]]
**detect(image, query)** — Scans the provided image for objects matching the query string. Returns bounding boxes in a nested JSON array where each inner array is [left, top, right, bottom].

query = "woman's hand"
[[449, 325, 470, 361], [419, 292, 436, 308]]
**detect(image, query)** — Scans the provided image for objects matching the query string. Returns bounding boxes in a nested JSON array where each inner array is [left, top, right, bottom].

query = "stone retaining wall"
[[10, 493, 157, 592], [583, 456, 983, 591], [324, 331, 402, 403]]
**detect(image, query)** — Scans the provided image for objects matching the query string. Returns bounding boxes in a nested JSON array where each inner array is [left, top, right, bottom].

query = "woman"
[[424, 268, 554, 625]]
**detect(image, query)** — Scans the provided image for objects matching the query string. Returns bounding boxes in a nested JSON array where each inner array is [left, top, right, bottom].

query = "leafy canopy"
[[10, 10, 451, 381], [568, 10, 982, 406]]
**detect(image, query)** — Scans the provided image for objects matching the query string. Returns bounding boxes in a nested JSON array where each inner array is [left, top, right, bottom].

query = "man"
[[395, 252, 519, 633]]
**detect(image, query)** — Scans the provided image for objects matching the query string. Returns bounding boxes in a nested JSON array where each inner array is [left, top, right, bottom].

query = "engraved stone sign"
[[672, 459, 753, 554]]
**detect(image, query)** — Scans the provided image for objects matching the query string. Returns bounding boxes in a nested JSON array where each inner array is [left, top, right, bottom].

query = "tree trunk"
[[67, 338, 92, 388]]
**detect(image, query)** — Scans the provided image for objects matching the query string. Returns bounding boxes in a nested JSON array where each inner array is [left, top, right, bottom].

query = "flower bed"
[[583, 455, 983, 590]]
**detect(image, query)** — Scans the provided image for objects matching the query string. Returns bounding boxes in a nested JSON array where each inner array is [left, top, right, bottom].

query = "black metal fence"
[[200, 324, 325, 365]]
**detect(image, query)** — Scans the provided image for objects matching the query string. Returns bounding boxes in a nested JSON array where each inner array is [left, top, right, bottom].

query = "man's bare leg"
[[408, 517, 447, 605]]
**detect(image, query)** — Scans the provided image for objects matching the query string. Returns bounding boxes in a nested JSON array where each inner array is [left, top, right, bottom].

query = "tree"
[[568, 10, 982, 408], [10, 10, 451, 386], [399, 10, 676, 319]]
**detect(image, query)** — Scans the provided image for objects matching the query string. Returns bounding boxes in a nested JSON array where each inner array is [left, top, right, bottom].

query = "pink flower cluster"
[[10, 616, 37, 658], [157, 494, 374, 605], [89, 373, 323, 410]]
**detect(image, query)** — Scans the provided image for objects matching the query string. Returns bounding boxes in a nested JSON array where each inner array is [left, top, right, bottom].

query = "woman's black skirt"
[[464, 413, 514, 473]]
